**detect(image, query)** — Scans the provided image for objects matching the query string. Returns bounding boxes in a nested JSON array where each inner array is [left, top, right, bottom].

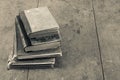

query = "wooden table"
[[0, 0, 120, 80]]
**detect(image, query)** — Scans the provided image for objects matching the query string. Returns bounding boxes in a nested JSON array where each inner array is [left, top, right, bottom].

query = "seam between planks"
[[36, 0, 39, 8], [27, 69, 29, 80], [91, 0, 105, 80]]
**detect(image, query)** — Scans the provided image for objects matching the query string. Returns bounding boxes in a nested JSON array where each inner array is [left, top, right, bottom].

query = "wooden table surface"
[[0, 0, 120, 80]]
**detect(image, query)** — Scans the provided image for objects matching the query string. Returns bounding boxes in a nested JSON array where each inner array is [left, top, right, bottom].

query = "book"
[[8, 50, 55, 69], [16, 16, 61, 52], [7, 26, 55, 69], [19, 7, 61, 41], [19, 7, 59, 38], [13, 23, 62, 60]]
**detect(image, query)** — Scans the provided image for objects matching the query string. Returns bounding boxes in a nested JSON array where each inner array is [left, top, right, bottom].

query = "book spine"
[[7, 61, 12, 70], [16, 16, 31, 48], [29, 28, 59, 39], [14, 23, 18, 58], [25, 41, 60, 52], [8, 64, 54, 69], [8, 24, 17, 63], [7, 25, 16, 70], [18, 52, 62, 60], [7, 58, 55, 69], [19, 11, 31, 35]]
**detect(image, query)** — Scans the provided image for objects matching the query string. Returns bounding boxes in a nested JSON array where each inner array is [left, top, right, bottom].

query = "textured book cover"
[[14, 23, 62, 60], [7, 26, 55, 69], [16, 16, 61, 52], [20, 7, 60, 39], [8, 54, 55, 69]]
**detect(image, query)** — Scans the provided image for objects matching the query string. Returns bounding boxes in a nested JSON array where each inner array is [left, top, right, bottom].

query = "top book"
[[20, 7, 59, 38]]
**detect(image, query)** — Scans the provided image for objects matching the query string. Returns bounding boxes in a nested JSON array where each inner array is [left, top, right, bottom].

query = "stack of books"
[[7, 7, 62, 69]]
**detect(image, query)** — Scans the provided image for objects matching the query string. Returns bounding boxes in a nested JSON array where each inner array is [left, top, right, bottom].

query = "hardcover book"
[[14, 23, 62, 60], [7, 27, 55, 69], [19, 7, 61, 46], [8, 50, 55, 69], [16, 16, 61, 52]]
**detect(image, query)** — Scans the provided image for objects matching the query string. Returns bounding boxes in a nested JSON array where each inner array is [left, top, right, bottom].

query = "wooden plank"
[[0, 0, 28, 80], [28, 0, 103, 80], [0, 0, 37, 80], [92, 0, 120, 80]]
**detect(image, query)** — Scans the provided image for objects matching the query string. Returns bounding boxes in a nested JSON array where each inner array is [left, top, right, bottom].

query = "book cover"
[[7, 26, 55, 69], [16, 16, 61, 52], [14, 23, 62, 60], [8, 54, 55, 69], [19, 7, 60, 38]]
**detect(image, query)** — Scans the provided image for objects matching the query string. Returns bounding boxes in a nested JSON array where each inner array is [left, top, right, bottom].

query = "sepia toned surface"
[[93, 0, 120, 80], [0, 0, 119, 80]]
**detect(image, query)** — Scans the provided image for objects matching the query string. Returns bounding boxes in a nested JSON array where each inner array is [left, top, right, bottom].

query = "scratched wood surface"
[[0, 0, 119, 80], [0, 0, 37, 80], [28, 0, 103, 80], [93, 0, 120, 80]]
